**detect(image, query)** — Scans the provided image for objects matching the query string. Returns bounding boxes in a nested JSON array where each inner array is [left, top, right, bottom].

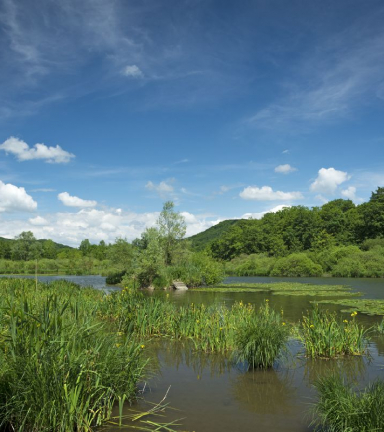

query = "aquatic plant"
[[313, 375, 384, 431], [315, 298, 384, 316], [233, 302, 289, 369], [301, 306, 368, 358], [0, 278, 147, 431]]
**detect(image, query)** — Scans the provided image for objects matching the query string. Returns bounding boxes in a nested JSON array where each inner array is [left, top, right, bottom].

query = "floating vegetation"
[[315, 299, 384, 316], [193, 282, 361, 298]]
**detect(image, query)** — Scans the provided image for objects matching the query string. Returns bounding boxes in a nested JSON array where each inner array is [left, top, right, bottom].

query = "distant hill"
[[188, 219, 240, 251], [0, 237, 72, 250]]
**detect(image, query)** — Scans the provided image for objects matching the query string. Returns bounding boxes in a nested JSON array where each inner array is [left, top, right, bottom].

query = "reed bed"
[[313, 375, 384, 431], [0, 278, 147, 432], [301, 306, 368, 358]]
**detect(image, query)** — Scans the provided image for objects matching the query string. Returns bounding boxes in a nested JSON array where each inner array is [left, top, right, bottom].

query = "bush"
[[313, 375, 384, 432], [226, 254, 276, 276], [106, 270, 126, 285], [270, 253, 323, 277]]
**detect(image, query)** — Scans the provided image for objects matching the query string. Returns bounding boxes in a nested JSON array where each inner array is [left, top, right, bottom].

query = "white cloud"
[[29, 216, 48, 225], [0, 180, 37, 212], [341, 186, 357, 200], [30, 188, 56, 192], [274, 164, 297, 174], [315, 195, 329, 204], [310, 167, 350, 194], [145, 179, 175, 197], [239, 186, 303, 201], [58, 192, 97, 208], [241, 204, 290, 219], [0, 137, 75, 163], [122, 65, 143, 78], [0, 207, 222, 246]]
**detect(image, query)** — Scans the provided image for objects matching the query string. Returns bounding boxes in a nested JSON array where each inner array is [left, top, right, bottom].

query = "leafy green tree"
[[79, 239, 91, 256], [42, 240, 57, 259], [157, 201, 186, 265], [107, 238, 133, 268], [11, 232, 37, 261], [135, 228, 164, 286], [0, 241, 11, 259]]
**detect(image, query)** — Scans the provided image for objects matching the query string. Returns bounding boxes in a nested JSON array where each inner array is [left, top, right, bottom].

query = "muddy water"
[[106, 339, 384, 432], [105, 276, 384, 432]]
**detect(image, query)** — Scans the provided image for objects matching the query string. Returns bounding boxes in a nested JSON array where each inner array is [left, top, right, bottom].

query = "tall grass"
[[301, 306, 368, 358], [233, 302, 289, 369], [0, 278, 147, 431], [313, 375, 384, 431]]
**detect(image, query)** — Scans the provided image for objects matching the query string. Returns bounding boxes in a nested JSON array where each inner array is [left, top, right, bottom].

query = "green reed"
[[301, 306, 369, 358], [233, 301, 289, 369], [0, 278, 147, 432], [313, 374, 384, 431]]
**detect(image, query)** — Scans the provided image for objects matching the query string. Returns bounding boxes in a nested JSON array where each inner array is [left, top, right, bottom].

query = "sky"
[[0, 0, 384, 246]]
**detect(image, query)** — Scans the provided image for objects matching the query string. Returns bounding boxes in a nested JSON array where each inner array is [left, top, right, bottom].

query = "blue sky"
[[0, 0, 384, 246]]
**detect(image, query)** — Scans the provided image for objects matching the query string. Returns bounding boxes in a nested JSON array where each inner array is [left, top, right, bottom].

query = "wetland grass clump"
[[0, 278, 147, 432], [313, 375, 384, 432], [233, 302, 289, 369], [301, 306, 368, 358]]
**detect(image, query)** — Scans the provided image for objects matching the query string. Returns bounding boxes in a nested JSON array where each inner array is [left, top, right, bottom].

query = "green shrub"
[[106, 270, 126, 284], [270, 253, 323, 277], [313, 375, 384, 432]]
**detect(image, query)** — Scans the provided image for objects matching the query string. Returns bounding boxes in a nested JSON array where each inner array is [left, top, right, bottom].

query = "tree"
[[157, 201, 186, 265], [107, 238, 133, 268], [79, 239, 91, 256], [11, 231, 37, 261], [42, 240, 57, 259]]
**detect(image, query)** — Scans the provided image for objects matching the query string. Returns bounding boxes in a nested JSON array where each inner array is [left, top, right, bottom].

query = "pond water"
[[3, 274, 384, 431]]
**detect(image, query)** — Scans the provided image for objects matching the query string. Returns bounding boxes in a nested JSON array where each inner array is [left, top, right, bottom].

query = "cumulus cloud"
[[0, 137, 75, 163], [241, 204, 290, 219], [122, 65, 143, 78], [0, 207, 222, 246], [0, 180, 37, 212], [274, 164, 297, 174], [29, 216, 48, 225], [58, 192, 97, 208], [310, 167, 350, 194], [341, 186, 357, 200], [239, 186, 303, 201]]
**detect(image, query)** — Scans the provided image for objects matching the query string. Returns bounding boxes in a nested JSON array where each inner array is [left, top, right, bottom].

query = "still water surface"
[[3, 274, 384, 431]]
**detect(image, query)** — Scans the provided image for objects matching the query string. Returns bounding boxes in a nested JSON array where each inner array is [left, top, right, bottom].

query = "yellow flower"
[[115, 343, 121, 348], [196, 320, 199, 323], [282, 322, 286, 326], [141, 344, 145, 349], [117, 331, 124, 336], [351, 311, 358, 317], [310, 324, 314, 328], [265, 299, 269, 302], [343, 320, 348, 323], [220, 327, 223, 330]]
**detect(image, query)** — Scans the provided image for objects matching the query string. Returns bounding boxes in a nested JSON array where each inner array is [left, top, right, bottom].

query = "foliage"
[[313, 375, 384, 432], [270, 253, 323, 277], [315, 298, 384, 316], [301, 307, 368, 358], [157, 201, 186, 265], [233, 302, 289, 369]]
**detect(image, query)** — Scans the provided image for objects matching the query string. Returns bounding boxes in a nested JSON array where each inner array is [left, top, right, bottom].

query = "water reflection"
[[231, 368, 296, 415], [303, 356, 367, 386]]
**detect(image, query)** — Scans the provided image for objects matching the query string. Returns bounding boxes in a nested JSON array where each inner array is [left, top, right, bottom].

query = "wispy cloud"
[[247, 10, 384, 131]]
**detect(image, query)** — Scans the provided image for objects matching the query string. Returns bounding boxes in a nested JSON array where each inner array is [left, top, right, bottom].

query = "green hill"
[[0, 237, 72, 250], [188, 219, 240, 250]]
